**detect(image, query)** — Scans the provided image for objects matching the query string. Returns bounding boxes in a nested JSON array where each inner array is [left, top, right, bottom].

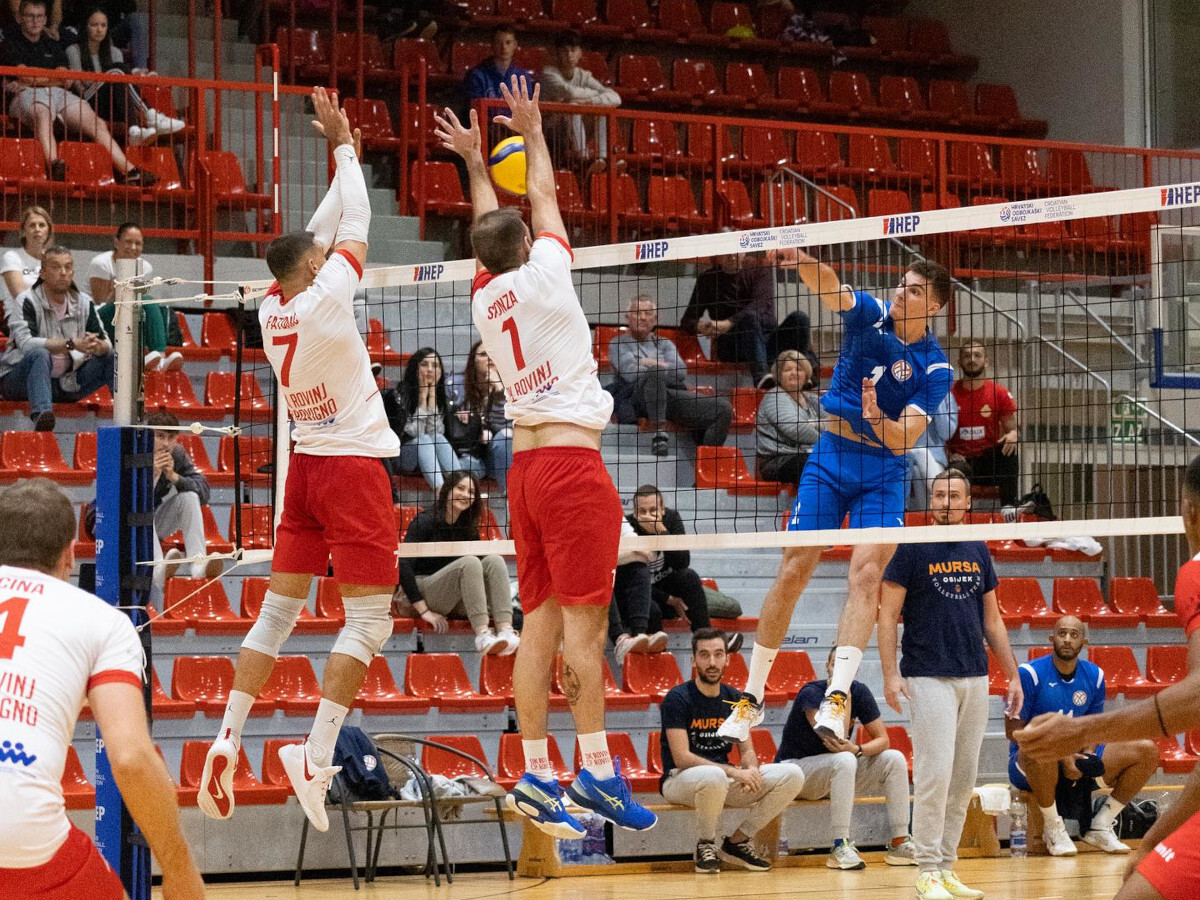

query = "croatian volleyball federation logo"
[[1073, 690, 1088, 707], [891, 360, 913, 382]]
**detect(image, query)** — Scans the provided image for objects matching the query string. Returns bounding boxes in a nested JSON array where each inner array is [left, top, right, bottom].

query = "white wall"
[[908, 0, 1147, 148]]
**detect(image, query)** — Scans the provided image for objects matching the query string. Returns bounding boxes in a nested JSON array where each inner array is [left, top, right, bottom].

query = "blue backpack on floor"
[[332, 726, 398, 802]]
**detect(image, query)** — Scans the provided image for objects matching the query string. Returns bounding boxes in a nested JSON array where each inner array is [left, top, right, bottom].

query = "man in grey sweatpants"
[[877, 468, 1022, 900]]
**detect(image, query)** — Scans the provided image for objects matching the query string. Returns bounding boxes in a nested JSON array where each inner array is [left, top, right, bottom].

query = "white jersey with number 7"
[[470, 233, 613, 430], [259, 250, 400, 458]]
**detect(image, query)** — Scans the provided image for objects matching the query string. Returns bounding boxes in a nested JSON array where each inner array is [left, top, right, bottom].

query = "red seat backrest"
[[1109, 577, 1165, 614], [673, 58, 720, 94], [59, 142, 114, 186], [766, 651, 816, 696], [976, 83, 1020, 118], [1088, 646, 1144, 682], [1, 432, 70, 471], [829, 71, 875, 108], [607, 0, 653, 30], [448, 41, 492, 79], [217, 435, 272, 474], [778, 68, 826, 106], [617, 54, 667, 92], [725, 63, 772, 99], [949, 142, 997, 178], [814, 185, 860, 220], [479, 653, 516, 697], [629, 119, 680, 157], [392, 38, 443, 75], [343, 98, 395, 139], [171, 655, 235, 702], [657, 0, 703, 34], [741, 127, 790, 166], [849, 134, 896, 172], [274, 27, 324, 67], [647, 176, 699, 218], [162, 578, 235, 621], [1146, 645, 1188, 684], [260, 656, 321, 702], [589, 172, 643, 214], [549, 0, 599, 27], [422, 735, 491, 778], [1053, 578, 1105, 615], [795, 131, 843, 169], [868, 189, 911, 218], [994, 578, 1047, 616], [126, 146, 183, 190], [622, 652, 683, 696], [878, 76, 927, 112], [73, 432, 98, 472], [0, 137, 47, 181], [405, 653, 478, 698], [709, 1, 753, 34], [929, 79, 972, 115]]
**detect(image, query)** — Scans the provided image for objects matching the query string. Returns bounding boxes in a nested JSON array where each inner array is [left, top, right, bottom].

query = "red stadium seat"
[[572, 732, 659, 792], [646, 175, 707, 230], [447, 40, 494, 79], [259, 656, 324, 714], [849, 135, 902, 180], [814, 185, 860, 221], [162, 579, 253, 634], [72, 431, 97, 474], [196, 150, 271, 209], [555, 654, 649, 710], [0, 137, 48, 191], [391, 38, 445, 80], [171, 655, 276, 716], [994, 577, 1053, 627], [949, 142, 1000, 186], [908, 19, 976, 69], [619, 119, 681, 166], [622, 652, 683, 703], [62, 746, 96, 809], [422, 735, 493, 779], [1053, 578, 1139, 628], [778, 68, 845, 117], [760, 181, 806, 226], [607, 0, 670, 39], [868, 189, 912, 219], [766, 650, 817, 698], [198, 311, 238, 357], [1110, 578, 1177, 628], [548, 0, 601, 29], [828, 71, 889, 120], [58, 141, 116, 190], [615, 54, 681, 104], [976, 84, 1046, 135], [672, 58, 730, 107], [987, 648, 1012, 697], [929, 81, 999, 131], [555, 170, 601, 227], [997, 146, 1047, 192], [204, 372, 271, 418], [170, 312, 219, 362], [855, 724, 914, 780], [342, 98, 403, 153], [718, 653, 787, 705], [727, 387, 763, 430], [728, 730, 778, 768], [355, 656, 432, 714], [404, 653, 507, 712], [899, 138, 939, 182], [1088, 646, 1160, 697], [702, 180, 763, 230], [1046, 149, 1094, 192], [151, 668, 196, 719], [314, 578, 346, 627], [239, 577, 333, 634], [0, 432, 92, 484], [180, 741, 288, 805], [479, 653, 554, 708], [275, 27, 325, 69], [411, 160, 472, 218], [366, 318, 405, 367], [1153, 735, 1193, 774], [497, 733, 572, 788], [144, 370, 220, 419], [738, 126, 792, 169], [655, 0, 711, 40], [1147, 645, 1188, 687], [695, 446, 779, 496], [588, 170, 645, 224], [724, 63, 794, 113], [878, 76, 948, 128], [646, 731, 664, 773], [794, 130, 844, 175], [228, 504, 274, 551], [864, 15, 923, 64], [217, 434, 272, 487], [125, 145, 186, 194]]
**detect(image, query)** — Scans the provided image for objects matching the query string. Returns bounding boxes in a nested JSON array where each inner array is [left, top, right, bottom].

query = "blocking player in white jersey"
[[434, 78, 656, 837], [196, 87, 400, 833], [0, 479, 204, 899]]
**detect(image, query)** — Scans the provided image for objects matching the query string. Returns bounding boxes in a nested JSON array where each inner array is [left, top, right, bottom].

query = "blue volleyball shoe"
[[506, 772, 587, 839], [566, 759, 658, 832]]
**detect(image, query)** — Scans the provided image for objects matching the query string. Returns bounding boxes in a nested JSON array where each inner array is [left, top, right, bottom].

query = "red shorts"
[[508, 447, 622, 613], [274, 453, 398, 586], [0, 826, 124, 899], [1138, 808, 1200, 900]]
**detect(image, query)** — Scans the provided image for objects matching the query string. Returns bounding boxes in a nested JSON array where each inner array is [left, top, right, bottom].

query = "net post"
[[93, 425, 155, 900], [112, 257, 143, 427]]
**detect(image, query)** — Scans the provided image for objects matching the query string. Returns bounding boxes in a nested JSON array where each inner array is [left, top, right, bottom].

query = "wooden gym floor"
[[172, 854, 1129, 900]]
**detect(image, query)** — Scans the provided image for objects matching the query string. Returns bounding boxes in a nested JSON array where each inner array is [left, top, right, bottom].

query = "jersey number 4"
[[0, 596, 30, 660], [501, 317, 526, 370], [272, 333, 299, 388]]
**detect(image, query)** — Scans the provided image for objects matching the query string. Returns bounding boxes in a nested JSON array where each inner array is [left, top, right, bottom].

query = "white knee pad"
[[331, 593, 393, 665], [242, 591, 307, 659]]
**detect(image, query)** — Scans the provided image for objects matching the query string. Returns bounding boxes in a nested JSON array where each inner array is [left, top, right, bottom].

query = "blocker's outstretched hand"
[[310, 86, 353, 148], [495, 75, 542, 135], [433, 106, 482, 161]]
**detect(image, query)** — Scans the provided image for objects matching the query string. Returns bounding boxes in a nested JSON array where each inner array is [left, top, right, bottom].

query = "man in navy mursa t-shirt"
[[877, 468, 1021, 900]]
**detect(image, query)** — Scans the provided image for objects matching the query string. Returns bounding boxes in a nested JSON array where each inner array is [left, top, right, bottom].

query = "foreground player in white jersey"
[[0, 479, 204, 899], [435, 78, 656, 837], [197, 87, 400, 833]]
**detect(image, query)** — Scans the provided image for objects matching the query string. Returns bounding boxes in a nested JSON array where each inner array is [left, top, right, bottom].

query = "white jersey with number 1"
[[470, 233, 613, 430], [259, 250, 400, 458], [0, 565, 144, 868]]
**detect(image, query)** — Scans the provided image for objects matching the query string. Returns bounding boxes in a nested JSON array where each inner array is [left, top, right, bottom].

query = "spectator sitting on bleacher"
[[383, 347, 482, 492], [906, 391, 958, 512], [463, 25, 533, 103], [90, 222, 183, 373], [755, 349, 820, 484], [947, 340, 1020, 511], [609, 295, 732, 457], [147, 410, 221, 593], [539, 31, 620, 171], [659, 627, 805, 873], [60, 0, 149, 70], [680, 252, 815, 386], [453, 340, 513, 492], [396, 470, 519, 656], [1005, 615, 1159, 857], [0, 0, 153, 184], [1, 205, 54, 304], [0, 244, 113, 431], [64, 8, 185, 146], [610, 485, 741, 663], [776, 646, 916, 870]]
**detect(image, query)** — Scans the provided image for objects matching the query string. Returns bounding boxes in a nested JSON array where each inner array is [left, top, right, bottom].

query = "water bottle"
[[1010, 791, 1028, 858], [557, 834, 582, 864], [777, 835, 790, 858]]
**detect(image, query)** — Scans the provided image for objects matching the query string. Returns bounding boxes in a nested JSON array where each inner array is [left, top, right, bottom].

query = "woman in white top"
[[1, 205, 54, 303], [65, 8, 184, 147]]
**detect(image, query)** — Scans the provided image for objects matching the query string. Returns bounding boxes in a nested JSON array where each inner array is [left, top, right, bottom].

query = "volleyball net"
[[191, 177, 1200, 586]]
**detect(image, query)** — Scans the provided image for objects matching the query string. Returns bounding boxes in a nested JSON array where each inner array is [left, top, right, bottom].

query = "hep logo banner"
[[1161, 184, 1200, 207], [634, 240, 669, 261], [882, 214, 920, 236], [412, 263, 445, 282]]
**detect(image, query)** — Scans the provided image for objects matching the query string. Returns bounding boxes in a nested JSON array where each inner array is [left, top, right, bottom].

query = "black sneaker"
[[694, 840, 720, 874], [32, 411, 55, 432], [725, 631, 744, 654], [118, 167, 157, 186], [718, 837, 770, 872], [650, 432, 669, 456], [49, 158, 67, 181]]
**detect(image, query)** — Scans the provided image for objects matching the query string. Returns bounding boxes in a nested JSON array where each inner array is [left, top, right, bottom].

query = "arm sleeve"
[[662, 508, 689, 571], [839, 290, 887, 333], [580, 70, 621, 105], [539, 67, 588, 103], [64, 43, 82, 70], [0, 251, 19, 275], [796, 682, 823, 713], [980, 551, 998, 594], [998, 384, 1018, 416], [89, 610, 145, 690], [9, 296, 45, 351], [659, 687, 690, 732], [309, 250, 362, 315], [171, 448, 211, 504], [609, 335, 638, 380], [516, 235, 574, 306], [881, 544, 911, 589], [1017, 665, 1037, 721], [331, 143, 370, 245], [679, 277, 707, 332], [305, 172, 343, 249], [661, 339, 686, 379], [1089, 668, 1106, 714], [853, 683, 881, 727], [397, 514, 434, 602], [909, 362, 954, 418], [763, 392, 820, 448]]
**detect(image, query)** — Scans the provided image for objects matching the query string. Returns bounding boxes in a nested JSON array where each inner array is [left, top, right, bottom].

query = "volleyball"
[[489, 136, 527, 196]]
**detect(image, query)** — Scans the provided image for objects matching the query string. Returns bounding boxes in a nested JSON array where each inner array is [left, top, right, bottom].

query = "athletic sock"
[[522, 739, 553, 780], [827, 646, 865, 696], [218, 690, 254, 746], [578, 731, 615, 780], [1039, 804, 1060, 825], [1091, 796, 1125, 832], [745, 643, 779, 702], [307, 698, 350, 768]]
